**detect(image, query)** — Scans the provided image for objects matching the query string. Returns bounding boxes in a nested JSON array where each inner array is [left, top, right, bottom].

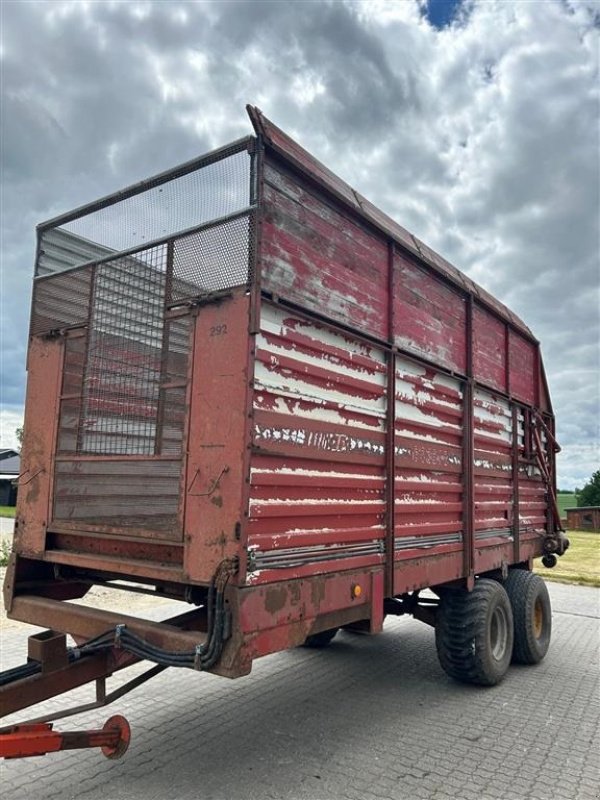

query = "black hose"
[[0, 559, 237, 688], [0, 661, 41, 686]]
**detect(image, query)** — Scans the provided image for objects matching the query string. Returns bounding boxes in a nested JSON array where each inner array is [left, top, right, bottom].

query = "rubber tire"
[[302, 628, 339, 648], [504, 570, 551, 665], [435, 579, 514, 686]]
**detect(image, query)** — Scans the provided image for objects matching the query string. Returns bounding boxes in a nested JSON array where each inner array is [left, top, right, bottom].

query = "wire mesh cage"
[[36, 140, 255, 277], [30, 138, 257, 530]]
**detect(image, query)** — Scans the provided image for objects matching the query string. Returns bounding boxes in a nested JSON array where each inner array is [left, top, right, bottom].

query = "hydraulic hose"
[[0, 558, 237, 688]]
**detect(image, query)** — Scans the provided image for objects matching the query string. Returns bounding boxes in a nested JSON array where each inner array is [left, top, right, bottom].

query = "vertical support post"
[[463, 294, 475, 587], [385, 352, 396, 598], [370, 570, 385, 633], [75, 264, 97, 454], [179, 305, 198, 541], [182, 291, 250, 583], [504, 324, 510, 396], [549, 414, 560, 530], [16, 335, 64, 556], [512, 405, 521, 564], [155, 240, 174, 455], [524, 408, 532, 459], [385, 241, 396, 598], [250, 137, 264, 335], [534, 344, 541, 409]]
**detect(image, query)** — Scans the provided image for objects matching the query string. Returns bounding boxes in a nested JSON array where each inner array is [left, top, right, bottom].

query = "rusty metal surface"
[[260, 160, 389, 339], [508, 329, 536, 405], [394, 356, 464, 557], [47, 251, 191, 533], [393, 251, 467, 374], [247, 302, 386, 584], [472, 304, 507, 393], [473, 387, 513, 542], [1, 653, 111, 718], [17, 139, 257, 585], [15, 336, 63, 557], [517, 408, 547, 536], [247, 105, 535, 342], [8, 597, 208, 652], [183, 290, 251, 584]]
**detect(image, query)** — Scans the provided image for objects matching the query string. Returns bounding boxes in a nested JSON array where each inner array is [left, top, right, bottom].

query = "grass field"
[[0, 506, 15, 519], [557, 492, 577, 518], [534, 530, 600, 588]]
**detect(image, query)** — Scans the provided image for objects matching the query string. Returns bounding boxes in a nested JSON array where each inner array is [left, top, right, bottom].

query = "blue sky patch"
[[424, 0, 464, 29]]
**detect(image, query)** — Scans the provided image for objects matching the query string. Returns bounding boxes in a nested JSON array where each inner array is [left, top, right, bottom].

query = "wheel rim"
[[490, 605, 509, 661], [533, 598, 544, 639]]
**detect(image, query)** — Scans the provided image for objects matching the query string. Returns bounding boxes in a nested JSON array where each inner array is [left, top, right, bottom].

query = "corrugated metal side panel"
[[30, 267, 92, 336], [517, 408, 547, 535], [53, 458, 181, 532], [393, 251, 467, 374], [247, 303, 387, 583], [473, 305, 507, 393], [248, 105, 536, 342], [509, 330, 536, 405], [473, 388, 513, 542], [261, 159, 389, 340], [37, 228, 114, 276], [394, 357, 464, 557]]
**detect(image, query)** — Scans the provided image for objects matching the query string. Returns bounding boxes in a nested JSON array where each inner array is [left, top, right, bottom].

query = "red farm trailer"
[[1, 107, 568, 759]]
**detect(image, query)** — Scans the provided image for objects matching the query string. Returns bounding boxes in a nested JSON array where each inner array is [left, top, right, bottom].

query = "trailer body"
[[4, 108, 564, 697]]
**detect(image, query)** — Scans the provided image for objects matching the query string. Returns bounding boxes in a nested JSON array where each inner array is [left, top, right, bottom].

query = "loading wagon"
[[1, 107, 568, 759]]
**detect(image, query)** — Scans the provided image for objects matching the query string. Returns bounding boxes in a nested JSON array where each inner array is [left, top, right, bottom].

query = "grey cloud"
[[212, 0, 419, 139]]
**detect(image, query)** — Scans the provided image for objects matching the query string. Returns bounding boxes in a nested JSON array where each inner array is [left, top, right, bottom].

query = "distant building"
[[565, 506, 600, 532], [0, 449, 20, 506]]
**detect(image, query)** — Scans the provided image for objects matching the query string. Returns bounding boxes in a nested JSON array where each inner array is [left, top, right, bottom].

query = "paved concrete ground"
[[1, 582, 598, 800], [0, 517, 14, 564], [0, 516, 14, 550]]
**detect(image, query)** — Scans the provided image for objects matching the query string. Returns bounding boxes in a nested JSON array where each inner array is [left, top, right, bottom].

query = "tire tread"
[[302, 628, 339, 648], [504, 570, 551, 665], [435, 579, 513, 686]]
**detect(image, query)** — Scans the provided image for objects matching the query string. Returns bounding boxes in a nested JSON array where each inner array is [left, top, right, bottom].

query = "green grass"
[[0, 506, 15, 519], [534, 530, 600, 588], [0, 539, 11, 567], [556, 492, 577, 518]]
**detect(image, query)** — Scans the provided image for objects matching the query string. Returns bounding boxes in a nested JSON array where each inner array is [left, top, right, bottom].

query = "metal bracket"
[[16, 467, 44, 487], [187, 466, 230, 497]]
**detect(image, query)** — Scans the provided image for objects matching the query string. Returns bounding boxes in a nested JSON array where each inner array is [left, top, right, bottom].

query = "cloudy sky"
[[1, 0, 598, 489]]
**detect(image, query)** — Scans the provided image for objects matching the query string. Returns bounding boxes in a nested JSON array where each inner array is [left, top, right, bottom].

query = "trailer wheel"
[[435, 579, 514, 686], [302, 628, 339, 648], [504, 570, 551, 664]]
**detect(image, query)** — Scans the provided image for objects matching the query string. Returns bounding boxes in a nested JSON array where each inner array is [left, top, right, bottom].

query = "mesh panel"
[[38, 144, 253, 275], [80, 246, 168, 456], [61, 334, 87, 396], [53, 459, 181, 530], [30, 267, 92, 336], [51, 244, 195, 462], [30, 138, 256, 534], [172, 214, 252, 301], [56, 335, 87, 454], [57, 398, 81, 454], [157, 317, 191, 457], [163, 317, 191, 380], [159, 387, 188, 456]]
